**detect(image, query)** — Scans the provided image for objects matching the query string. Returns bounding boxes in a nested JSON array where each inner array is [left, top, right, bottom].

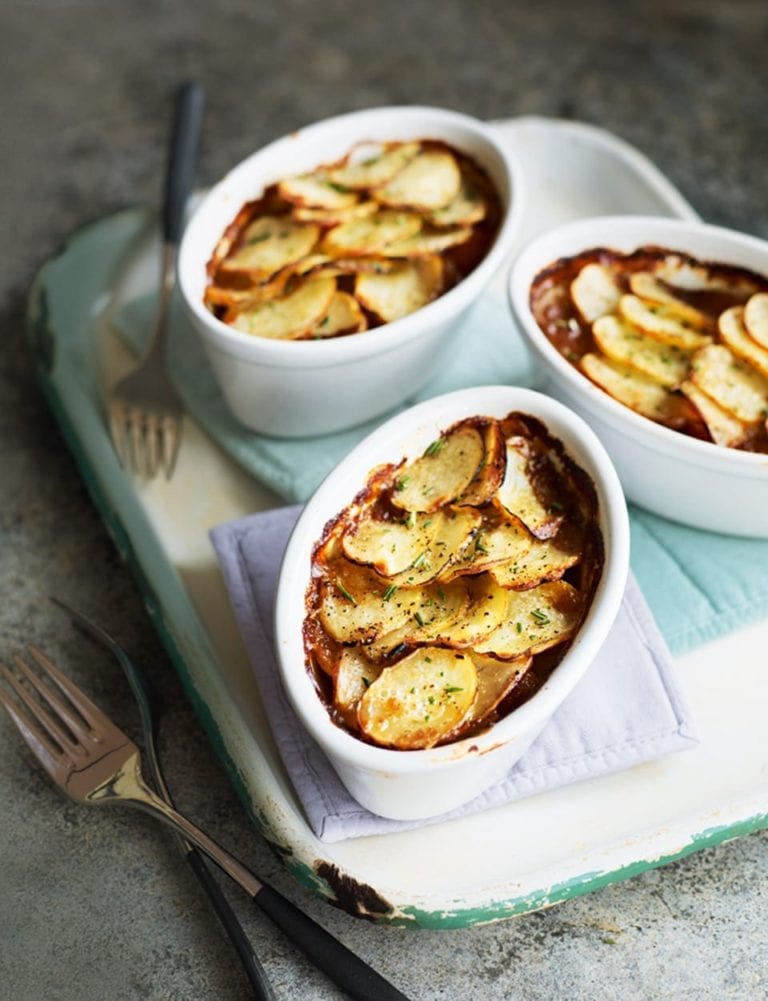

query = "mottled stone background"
[[1, 2, 766, 998]]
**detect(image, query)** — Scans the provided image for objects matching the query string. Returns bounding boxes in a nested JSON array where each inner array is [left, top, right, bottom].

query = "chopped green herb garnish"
[[515, 621, 523, 634], [475, 535, 489, 555], [336, 582, 357, 605], [424, 438, 443, 456], [382, 584, 398, 601], [394, 476, 410, 492], [362, 677, 371, 688], [531, 608, 550, 625], [414, 611, 425, 627], [326, 181, 350, 193], [246, 231, 270, 245], [411, 551, 428, 569], [444, 685, 463, 693]]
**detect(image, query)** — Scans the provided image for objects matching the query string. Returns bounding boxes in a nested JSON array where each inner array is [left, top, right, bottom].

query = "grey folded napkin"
[[211, 505, 697, 843]]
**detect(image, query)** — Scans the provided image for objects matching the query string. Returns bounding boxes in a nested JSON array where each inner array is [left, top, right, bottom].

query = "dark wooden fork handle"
[[162, 80, 205, 246], [254, 883, 411, 1001]]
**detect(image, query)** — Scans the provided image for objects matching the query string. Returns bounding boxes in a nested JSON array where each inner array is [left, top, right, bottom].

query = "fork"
[[0, 646, 410, 1001], [51, 598, 275, 1001], [108, 80, 204, 479]]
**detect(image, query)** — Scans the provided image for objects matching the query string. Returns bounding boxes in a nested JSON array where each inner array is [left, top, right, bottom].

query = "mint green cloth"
[[115, 290, 768, 656]]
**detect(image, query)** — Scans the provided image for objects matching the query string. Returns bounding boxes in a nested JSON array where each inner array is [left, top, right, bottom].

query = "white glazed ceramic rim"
[[178, 105, 521, 369], [274, 385, 630, 775], [509, 215, 768, 478]]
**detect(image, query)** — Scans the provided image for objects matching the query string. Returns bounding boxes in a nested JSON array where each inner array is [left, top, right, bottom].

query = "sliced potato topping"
[[355, 257, 444, 323], [618, 294, 712, 350], [690, 343, 768, 423], [571, 262, 621, 324], [391, 425, 486, 513], [358, 647, 477, 750], [387, 508, 482, 587], [320, 210, 422, 256], [218, 216, 320, 280], [293, 200, 379, 227], [304, 413, 602, 750], [580, 352, 672, 421], [719, 305, 768, 379], [342, 512, 440, 577], [628, 272, 711, 329], [230, 276, 336, 340], [426, 168, 488, 228], [744, 293, 768, 350], [308, 291, 367, 339], [680, 380, 750, 448], [495, 441, 562, 540], [374, 149, 461, 211], [474, 581, 583, 659], [206, 139, 500, 339], [277, 173, 358, 210], [453, 653, 532, 737], [334, 649, 383, 727], [327, 141, 421, 190], [592, 315, 692, 388]]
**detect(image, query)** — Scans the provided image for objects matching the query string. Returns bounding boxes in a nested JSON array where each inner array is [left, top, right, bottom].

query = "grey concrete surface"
[[1, 1, 767, 999]]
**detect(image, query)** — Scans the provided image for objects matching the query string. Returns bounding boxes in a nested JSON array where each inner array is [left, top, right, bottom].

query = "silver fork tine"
[[109, 403, 129, 470], [129, 412, 144, 477], [146, 414, 160, 478], [25, 645, 107, 731], [161, 415, 181, 478], [12, 651, 92, 752], [0, 665, 64, 775]]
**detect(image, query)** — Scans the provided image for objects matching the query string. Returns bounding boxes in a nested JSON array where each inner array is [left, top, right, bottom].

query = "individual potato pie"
[[204, 140, 500, 340], [530, 247, 768, 452], [303, 413, 604, 751]]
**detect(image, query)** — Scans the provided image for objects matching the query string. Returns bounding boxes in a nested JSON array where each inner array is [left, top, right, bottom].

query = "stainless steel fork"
[[0, 646, 410, 1001], [108, 81, 204, 479]]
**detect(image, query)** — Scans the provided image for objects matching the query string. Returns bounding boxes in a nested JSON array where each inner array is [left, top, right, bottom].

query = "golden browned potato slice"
[[219, 216, 321, 282], [342, 512, 440, 576], [456, 420, 507, 507], [474, 581, 583, 659], [334, 649, 384, 728], [317, 558, 415, 643], [744, 293, 768, 350], [426, 169, 488, 228], [374, 149, 461, 212], [719, 305, 768, 379], [618, 295, 712, 350], [489, 534, 580, 590], [429, 574, 509, 647], [365, 579, 469, 661], [690, 344, 768, 423], [326, 141, 421, 190], [277, 173, 358, 210], [654, 257, 762, 298], [320, 209, 422, 256], [450, 517, 533, 578], [570, 263, 621, 324], [307, 291, 367, 338], [358, 647, 477, 749], [680, 380, 750, 448], [592, 315, 692, 388], [580, 352, 672, 422], [388, 508, 482, 587], [391, 425, 486, 513], [230, 276, 336, 339], [293, 200, 379, 227], [450, 653, 532, 738], [355, 257, 444, 323], [205, 281, 285, 310], [494, 442, 562, 540], [628, 272, 711, 329], [378, 225, 472, 258]]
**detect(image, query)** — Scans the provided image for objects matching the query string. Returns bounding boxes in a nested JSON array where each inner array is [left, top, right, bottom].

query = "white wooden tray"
[[27, 116, 768, 927]]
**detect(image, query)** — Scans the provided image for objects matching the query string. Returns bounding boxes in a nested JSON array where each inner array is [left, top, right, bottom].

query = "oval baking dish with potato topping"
[[530, 247, 768, 452], [302, 412, 604, 751], [204, 140, 501, 340]]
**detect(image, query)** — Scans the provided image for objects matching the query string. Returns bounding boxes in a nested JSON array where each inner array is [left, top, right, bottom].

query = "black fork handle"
[[162, 80, 205, 246], [254, 883, 412, 1001]]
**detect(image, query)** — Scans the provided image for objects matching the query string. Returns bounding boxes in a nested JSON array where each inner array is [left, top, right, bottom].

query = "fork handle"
[[185, 849, 276, 1001], [252, 883, 411, 1001], [162, 80, 205, 246]]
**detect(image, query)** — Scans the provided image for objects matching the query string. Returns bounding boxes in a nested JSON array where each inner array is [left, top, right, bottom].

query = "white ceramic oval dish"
[[178, 106, 521, 438], [509, 215, 768, 537], [274, 385, 629, 821]]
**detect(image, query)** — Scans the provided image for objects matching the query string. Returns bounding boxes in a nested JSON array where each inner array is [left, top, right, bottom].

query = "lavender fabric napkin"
[[211, 505, 697, 843]]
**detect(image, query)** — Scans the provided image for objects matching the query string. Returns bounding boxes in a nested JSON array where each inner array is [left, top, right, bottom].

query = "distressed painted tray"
[[27, 117, 768, 928]]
